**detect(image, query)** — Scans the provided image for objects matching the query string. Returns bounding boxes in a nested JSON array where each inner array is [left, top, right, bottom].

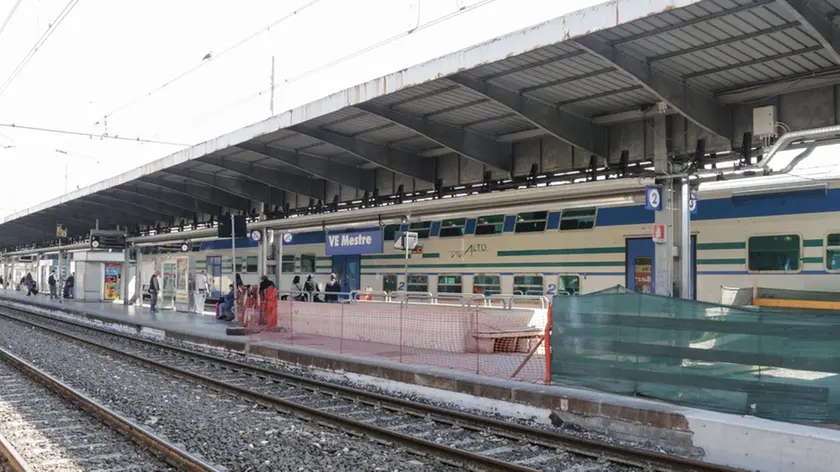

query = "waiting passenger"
[[290, 275, 305, 301], [149, 270, 161, 313], [65, 273, 75, 298], [235, 273, 244, 288], [303, 275, 316, 301], [48, 271, 57, 300], [325, 273, 341, 303], [220, 284, 235, 321], [25, 273, 37, 296], [258, 275, 274, 294]]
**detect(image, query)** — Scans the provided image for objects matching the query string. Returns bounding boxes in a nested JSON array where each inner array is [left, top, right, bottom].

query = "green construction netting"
[[550, 288, 840, 425]]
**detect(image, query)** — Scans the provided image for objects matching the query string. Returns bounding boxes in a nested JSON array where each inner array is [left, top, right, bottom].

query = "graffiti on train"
[[449, 244, 488, 259]]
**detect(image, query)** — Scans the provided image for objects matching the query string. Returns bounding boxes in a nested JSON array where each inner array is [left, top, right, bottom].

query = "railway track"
[[0, 343, 216, 472], [0, 305, 745, 472]]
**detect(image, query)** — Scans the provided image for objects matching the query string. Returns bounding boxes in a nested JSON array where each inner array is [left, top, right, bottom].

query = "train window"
[[438, 274, 463, 294], [246, 256, 258, 273], [514, 211, 547, 233], [383, 224, 401, 241], [409, 221, 432, 239], [560, 208, 596, 230], [281, 255, 295, 273], [300, 253, 317, 274], [382, 274, 398, 292], [748, 235, 800, 272], [514, 275, 544, 295], [474, 274, 501, 295], [827, 234, 840, 271], [475, 214, 504, 235], [439, 218, 467, 238], [557, 275, 580, 295], [407, 274, 428, 292]]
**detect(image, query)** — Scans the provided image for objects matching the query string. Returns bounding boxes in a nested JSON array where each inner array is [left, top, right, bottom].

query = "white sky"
[[0, 0, 607, 218]]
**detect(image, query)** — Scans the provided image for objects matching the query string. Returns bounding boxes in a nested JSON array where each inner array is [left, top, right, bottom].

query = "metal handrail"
[[433, 294, 466, 307], [350, 289, 389, 301], [510, 295, 549, 310], [486, 294, 511, 310]]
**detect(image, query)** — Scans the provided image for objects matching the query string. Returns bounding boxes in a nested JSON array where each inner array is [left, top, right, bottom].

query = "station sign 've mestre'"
[[325, 228, 384, 255]]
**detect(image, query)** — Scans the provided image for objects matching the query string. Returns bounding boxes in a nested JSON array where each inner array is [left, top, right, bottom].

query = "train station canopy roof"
[[4, 0, 840, 249]]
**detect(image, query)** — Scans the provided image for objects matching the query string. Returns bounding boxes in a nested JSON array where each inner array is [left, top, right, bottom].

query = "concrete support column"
[[274, 230, 283, 286], [34, 253, 41, 288], [123, 245, 130, 305], [258, 235, 267, 277], [652, 115, 673, 296], [679, 178, 692, 299], [135, 250, 143, 306]]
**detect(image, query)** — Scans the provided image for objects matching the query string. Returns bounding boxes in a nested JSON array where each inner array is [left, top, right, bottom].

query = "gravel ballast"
[[2, 302, 705, 462], [0, 354, 176, 472], [0, 316, 451, 471]]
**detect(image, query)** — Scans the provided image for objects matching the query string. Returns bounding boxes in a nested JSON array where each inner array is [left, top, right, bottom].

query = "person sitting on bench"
[[220, 284, 235, 321]]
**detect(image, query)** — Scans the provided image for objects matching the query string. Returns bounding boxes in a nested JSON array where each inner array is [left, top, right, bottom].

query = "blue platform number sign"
[[689, 190, 698, 215], [325, 228, 384, 255], [645, 186, 663, 211]]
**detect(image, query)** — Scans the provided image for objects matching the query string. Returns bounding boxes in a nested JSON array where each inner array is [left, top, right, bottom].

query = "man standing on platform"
[[48, 270, 57, 300], [195, 270, 208, 314], [149, 270, 161, 313]]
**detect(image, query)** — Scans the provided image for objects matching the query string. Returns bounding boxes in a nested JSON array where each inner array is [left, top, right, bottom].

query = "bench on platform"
[[470, 328, 543, 353]]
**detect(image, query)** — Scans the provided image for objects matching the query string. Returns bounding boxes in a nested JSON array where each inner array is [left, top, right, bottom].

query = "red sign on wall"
[[652, 224, 666, 244]]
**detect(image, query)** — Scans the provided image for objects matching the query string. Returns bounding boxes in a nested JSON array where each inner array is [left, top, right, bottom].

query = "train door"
[[206, 256, 222, 298], [331, 255, 361, 296], [625, 236, 697, 298]]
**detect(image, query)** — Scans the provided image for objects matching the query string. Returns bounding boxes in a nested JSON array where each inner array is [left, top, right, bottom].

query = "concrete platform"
[[1, 290, 839, 472]]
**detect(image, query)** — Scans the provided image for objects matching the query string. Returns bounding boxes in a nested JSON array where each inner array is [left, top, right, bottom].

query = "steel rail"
[[0, 344, 219, 472], [0, 434, 33, 472], [0, 305, 745, 472]]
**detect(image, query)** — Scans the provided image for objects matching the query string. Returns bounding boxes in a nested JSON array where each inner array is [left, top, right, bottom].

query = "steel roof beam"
[[353, 103, 512, 174], [611, 0, 775, 46], [31, 209, 107, 233], [0, 223, 49, 244], [236, 142, 376, 191], [139, 177, 250, 212], [14, 222, 87, 241], [163, 167, 285, 207], [292, 126, 436, 183], [68, 199, 162, 226], [448, 74, 608, 158], [572, 38, 731, 138], [648, 22, 802, 63], [101, 189, 195, 219], [89, 194, 181, 222], [205, 157, 325, 199], [3, 220, 71, 237], [117, 184, 220, 215], [774, 0, 840, 65], [59, 201, 156, 227]]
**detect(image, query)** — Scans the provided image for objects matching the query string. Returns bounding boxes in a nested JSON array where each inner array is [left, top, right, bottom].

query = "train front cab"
[[625, 236, 697, 298]]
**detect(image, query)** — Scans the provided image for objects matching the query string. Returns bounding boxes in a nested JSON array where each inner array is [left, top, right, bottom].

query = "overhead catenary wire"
[[282, 0, 499, 85], [0, 0, 81, 98], [0, 0, 24, 41], [0, 123, 189, 146], [181, 0, 500, 123], [101, 0, 325, 122]]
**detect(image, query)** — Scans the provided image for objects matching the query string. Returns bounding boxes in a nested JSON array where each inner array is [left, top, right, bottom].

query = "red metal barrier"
[[245, 292, 548, 383]]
